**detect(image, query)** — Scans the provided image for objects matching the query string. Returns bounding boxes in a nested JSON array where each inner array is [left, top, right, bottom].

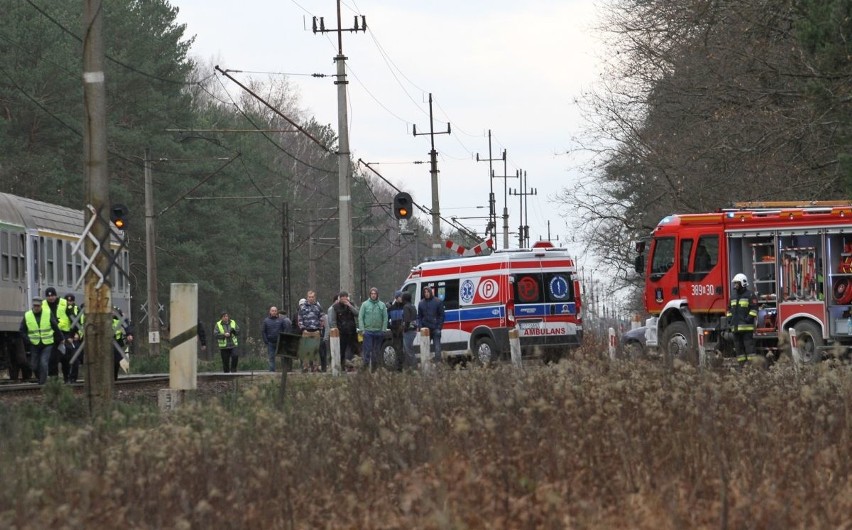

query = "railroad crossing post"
[[697, 327, 706, 367]]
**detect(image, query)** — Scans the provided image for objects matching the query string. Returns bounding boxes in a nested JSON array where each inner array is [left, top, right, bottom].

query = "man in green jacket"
[[358, 287, 388, 371]]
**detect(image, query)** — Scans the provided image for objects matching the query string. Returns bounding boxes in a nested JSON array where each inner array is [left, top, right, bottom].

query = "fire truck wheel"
[[792, 321, 823, 364], [473, 336, 499, 365], [662, 321, 691, 363]]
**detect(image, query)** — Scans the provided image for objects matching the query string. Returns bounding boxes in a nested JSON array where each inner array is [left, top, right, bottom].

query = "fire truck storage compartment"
[[728, 232, 779, 331], [826, 229, 852, 336]]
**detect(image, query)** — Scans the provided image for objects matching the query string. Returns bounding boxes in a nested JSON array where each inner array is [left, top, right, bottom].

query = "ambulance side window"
[[438, 280, 460, 310], [401, 283, 418, 303]]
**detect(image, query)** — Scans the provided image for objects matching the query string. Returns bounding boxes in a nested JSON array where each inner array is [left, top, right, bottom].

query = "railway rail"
[[0, 371, 279, 399]]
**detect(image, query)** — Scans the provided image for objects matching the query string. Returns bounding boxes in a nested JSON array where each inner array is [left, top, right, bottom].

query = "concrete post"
[[330, 327, 341, 376], [697, 326, 706, 367], [509, 328, 522, 368], [608, 327, 617, 360], [419, 328, 431, 373], [789, 327, 802, 368], [169, 283, 197, 390]]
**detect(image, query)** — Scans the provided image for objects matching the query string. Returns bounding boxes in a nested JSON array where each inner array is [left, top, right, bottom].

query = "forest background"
[[0, 0, 849, 342]]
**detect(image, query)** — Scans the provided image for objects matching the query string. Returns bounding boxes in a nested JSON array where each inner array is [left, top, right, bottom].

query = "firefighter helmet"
[[732, 273, 748, 286]]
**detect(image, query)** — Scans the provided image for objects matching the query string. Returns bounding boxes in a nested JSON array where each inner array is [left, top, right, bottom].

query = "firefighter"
[[727, 273, 758, 365]]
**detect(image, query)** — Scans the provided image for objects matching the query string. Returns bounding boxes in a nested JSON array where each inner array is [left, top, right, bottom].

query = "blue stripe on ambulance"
[[444, 305, 506, 324], [514, 303, 577, 317]]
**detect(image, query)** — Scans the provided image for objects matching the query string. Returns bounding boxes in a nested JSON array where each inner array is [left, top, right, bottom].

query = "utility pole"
[[510, 170, 536, 248], [413, 93, 451, 257], [281, 202, 291, 316], [144, 149, 160, 357], [308, 217, 317, 288], [475, 131, 504, 244], [82, 0, 113, 414], [313, 3, 366, 294], [492, 154, 518, 249]]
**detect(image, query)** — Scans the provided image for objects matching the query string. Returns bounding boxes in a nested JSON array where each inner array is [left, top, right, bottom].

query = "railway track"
[[0, 371, 279, 399]]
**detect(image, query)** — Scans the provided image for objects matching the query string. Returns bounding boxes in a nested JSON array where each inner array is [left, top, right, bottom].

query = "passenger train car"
[[0, 192, 131, 372]]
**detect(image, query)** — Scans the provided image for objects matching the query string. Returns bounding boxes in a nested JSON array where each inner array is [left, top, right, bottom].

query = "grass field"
[[1, 346, 849, 529]]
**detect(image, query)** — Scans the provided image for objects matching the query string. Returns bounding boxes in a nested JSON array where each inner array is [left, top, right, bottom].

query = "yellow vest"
[[56, 298, 71, 332], [25, 305, 54, 345], [216, 320, 238, 348]]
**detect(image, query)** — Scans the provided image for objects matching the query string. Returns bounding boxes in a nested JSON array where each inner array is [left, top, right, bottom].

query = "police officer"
[[727, 273, 758, 365], [63, 294, 81, 383], [43, 287, 69, 378], [214, 310, 240, 373], [20, 296, 63, 385]]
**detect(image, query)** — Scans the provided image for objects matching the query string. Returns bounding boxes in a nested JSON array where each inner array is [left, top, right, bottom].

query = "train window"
[[10, 233, 21, 281], [75, 248, 82, 284], [1, 231, 8, 280], [57, 240, 65, 286], [45, 237, 55, 285], [38, 237, 45, 281], [65, 242, 74, 286]]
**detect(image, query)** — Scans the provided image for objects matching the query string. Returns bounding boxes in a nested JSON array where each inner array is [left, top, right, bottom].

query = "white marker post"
[[160, 283, 197, 412], [330, 328, 341, 376], [789, 327, 802, 369], [697, 326, 706, 367], [509, 328, 522, 369], [419, 328, 432, 373], [608, 327, 617, 360]]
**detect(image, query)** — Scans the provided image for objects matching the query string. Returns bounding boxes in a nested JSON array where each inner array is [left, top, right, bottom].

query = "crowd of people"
[[255, 285, 445, 373], [15, 286, 133, 384], [12, 285, 446, 381]]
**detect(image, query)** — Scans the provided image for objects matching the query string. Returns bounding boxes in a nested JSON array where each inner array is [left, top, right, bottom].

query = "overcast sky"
[[172, 0, 604, 253]]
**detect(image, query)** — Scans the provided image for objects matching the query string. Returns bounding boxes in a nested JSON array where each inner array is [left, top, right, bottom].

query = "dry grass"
[[1, 347, 850, 529]]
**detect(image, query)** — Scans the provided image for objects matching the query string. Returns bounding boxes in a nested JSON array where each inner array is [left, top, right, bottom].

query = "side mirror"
[[634, 254, 645, 274]]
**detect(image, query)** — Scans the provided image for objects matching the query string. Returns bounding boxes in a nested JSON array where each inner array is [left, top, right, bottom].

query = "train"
[[0, 192, 131, 372]]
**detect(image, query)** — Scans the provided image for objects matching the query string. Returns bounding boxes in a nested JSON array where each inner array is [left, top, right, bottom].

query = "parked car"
[[619, 326, 647, 358]]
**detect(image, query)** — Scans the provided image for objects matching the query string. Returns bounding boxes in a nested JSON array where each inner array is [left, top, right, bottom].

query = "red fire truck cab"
[[635, 202, 852, 362]]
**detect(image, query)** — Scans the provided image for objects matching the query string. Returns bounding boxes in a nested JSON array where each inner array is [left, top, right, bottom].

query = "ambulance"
[[398, 241, 583, 363]]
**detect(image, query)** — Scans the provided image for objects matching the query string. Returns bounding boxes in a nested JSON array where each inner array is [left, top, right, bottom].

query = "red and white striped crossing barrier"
[[445, 239, 466, 255], [445, 238, 494, 256]]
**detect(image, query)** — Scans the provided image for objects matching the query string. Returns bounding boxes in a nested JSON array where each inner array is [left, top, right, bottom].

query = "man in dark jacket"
[[262, 306, 291, 372], [401, 292, 418, 368], [417, 286, 445, 363], [330, 291, 359, 369], [387, 291, 406, 370]]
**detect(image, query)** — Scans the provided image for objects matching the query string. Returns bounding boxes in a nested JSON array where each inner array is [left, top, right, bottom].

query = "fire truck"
[[399, 241, 583, 364], [635, 201, 852, 362]]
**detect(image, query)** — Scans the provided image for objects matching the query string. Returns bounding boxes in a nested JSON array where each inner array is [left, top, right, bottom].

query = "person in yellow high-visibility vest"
[[20, 296, 64, 385], [214, 310, 239, 373]]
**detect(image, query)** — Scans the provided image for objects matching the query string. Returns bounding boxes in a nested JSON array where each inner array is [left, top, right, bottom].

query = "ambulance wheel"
[[662, 321, 691, 363], [792, 321, 823, 364], [473, 336, 499, 365]]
